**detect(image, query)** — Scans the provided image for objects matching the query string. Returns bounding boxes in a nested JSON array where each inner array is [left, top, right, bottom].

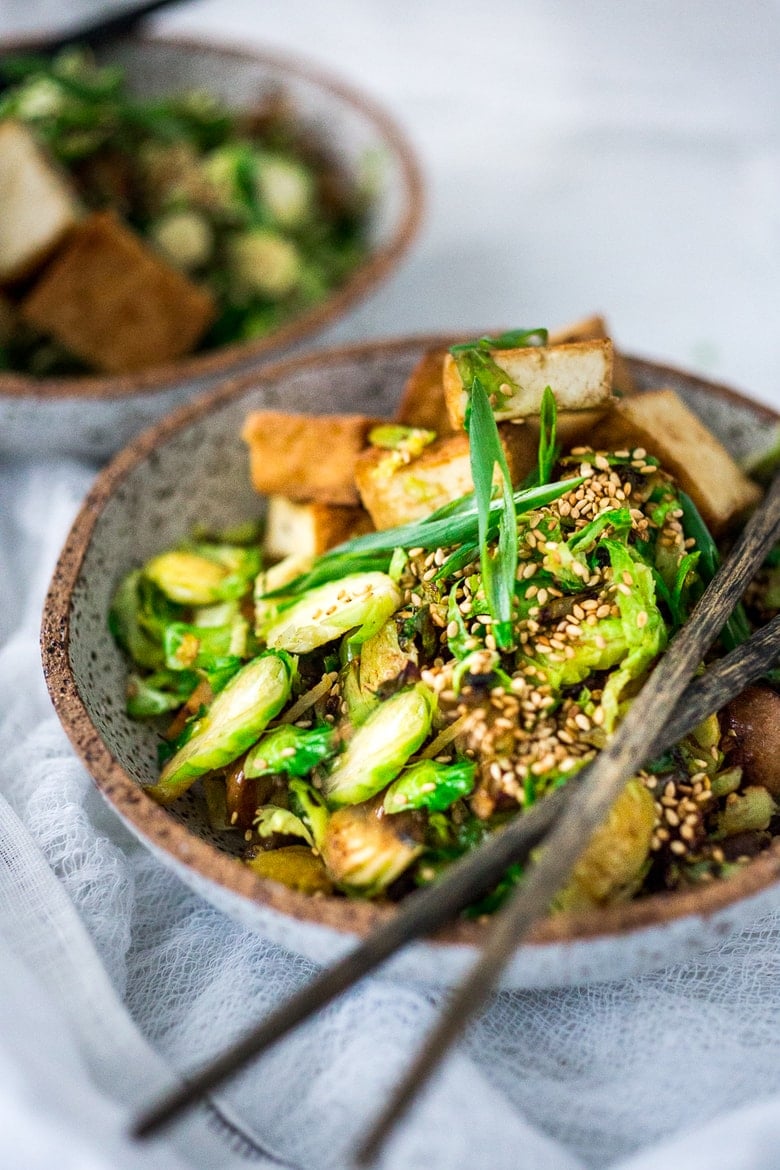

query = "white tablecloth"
[[2, 3, 780, 1168]]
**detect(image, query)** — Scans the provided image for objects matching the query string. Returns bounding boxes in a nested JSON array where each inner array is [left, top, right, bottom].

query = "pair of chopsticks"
[[133, 470, 780, 1163]]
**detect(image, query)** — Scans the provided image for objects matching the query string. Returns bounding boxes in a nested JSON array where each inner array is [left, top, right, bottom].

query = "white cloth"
[[1, 3, 780, 1169]]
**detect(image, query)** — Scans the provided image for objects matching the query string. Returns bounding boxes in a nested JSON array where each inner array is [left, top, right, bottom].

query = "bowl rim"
[[0, 32, 424, 402], [40, 334, 780, 949]]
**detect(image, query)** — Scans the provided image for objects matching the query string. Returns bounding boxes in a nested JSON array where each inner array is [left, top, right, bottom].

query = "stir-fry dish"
[[110, 319, 780, 913], [0, 50, 371, 375]]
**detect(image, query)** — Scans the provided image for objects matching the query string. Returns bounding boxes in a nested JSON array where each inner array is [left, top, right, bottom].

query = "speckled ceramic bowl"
[[41, 337, 780, 988], [0, 35, 422, 460]]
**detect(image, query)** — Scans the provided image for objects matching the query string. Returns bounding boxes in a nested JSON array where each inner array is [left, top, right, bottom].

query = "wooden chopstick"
[[132, 608, 779, 1141], [355, 470, 780, 1166]]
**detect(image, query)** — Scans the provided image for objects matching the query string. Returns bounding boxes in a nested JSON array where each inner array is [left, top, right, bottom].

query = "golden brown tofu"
[[0, 121, 81, 285], [20, 211, 215, 373], [443, 339, 615, 428], [242, 411, 382, 505], [590, 389, 762, 534], [264, 496, 373, 560], [354, 425, 538, 529], [395, 348, 455, 435], [549, 313, 637, 395]]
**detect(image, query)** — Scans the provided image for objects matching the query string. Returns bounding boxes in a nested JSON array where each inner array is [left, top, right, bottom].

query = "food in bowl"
[[0, 49, 372, 376], [108, 316, 779, 913]]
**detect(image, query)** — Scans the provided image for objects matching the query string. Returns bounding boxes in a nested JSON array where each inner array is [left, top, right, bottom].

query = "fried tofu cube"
[[20, 211, 215, 372], [264, 496, 373, 560], [443, 339, 615, 428], [589, 389, 762, 534], [0, 121, 81, 285], [395, 348, 455, 436], [354, 425, 538, 530], [549, 313, 636, 395], [242, 411, 382, 505]]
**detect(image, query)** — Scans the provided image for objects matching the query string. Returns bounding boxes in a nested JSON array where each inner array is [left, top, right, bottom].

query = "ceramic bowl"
[[41, 337, 780, 988], [0, 35, 423, 460]]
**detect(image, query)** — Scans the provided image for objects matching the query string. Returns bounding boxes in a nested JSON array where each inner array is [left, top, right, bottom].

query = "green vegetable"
[[144, 544, 260, 606], [554, 779, 655, 909], [368, 424, 436, 456], [540, 507, 632, 590], [150, 208, 213, 270], [321, 803, 423, 894], [201, 142, 263, 215], [147, 651, 294, 804], [163, 616, 248, 671], [244, 723, 336, 779], [678, 491, 751, 650], [524, 385, 559, 488], [524, 541, 666, 733], [288, 779, 330, 850], [228, 229, 302, 300], [253, 806, 315, 847], [352, 618, 414, 698], [109, 569, 182, 670], [598, 541, 667, 730], [261, 572, 401, 653], [125, 669, 199, 718], [246, 845, 333, 894], [255, 154, 314, 228], [466, 374, 518, 651], [383, 759, 476, 814], [323, 684, 435, 807], [714, 787, 775, 838]]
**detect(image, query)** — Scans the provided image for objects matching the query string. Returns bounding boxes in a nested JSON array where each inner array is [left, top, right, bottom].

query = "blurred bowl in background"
[[0, 34, 423, 459]]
